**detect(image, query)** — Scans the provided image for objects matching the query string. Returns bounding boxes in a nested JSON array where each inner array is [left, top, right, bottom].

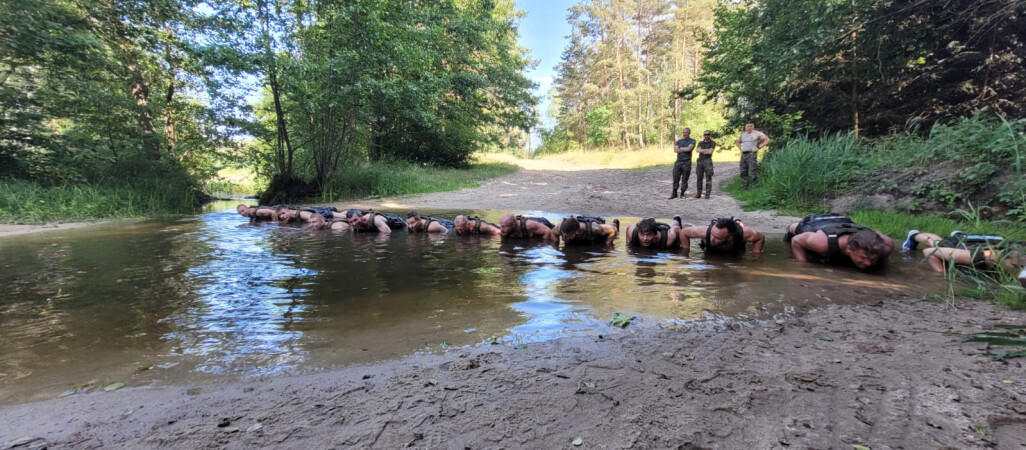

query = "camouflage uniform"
[[738, 130, 767, 189], [739, 152, 758, 190], [695, 139, 715, 198]]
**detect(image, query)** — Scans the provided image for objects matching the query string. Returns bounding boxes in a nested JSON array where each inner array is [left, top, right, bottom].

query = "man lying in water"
[[785, 214, 894, 271], [306, 213, 352, 231], [237, 204, 278, 221], [552, 215, 619, 245], [903, 230, 1026, 287], [277, 206, 339, 223], [498, 213, 555, 240], [405, 212, 453, 234], [678, 217, 765, 257], [453, 215, 502, 236], [345, 209, 406, 233], [625, 217, 683, 250]]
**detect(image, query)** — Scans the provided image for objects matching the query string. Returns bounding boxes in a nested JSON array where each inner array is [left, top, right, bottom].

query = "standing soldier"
[[735, 122, 770, 190], [694, 130, 716, 199], [669, 128, 696, 199]]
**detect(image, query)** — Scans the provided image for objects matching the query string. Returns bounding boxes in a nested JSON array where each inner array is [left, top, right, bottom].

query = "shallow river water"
[[0, 203, 942, 403]]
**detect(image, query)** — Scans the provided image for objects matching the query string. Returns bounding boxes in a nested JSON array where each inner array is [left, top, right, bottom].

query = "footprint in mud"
[[785, 372, 835, 392], [444, 357, 480, 371]]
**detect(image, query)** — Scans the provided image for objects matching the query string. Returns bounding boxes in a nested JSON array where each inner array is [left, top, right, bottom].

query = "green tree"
[[548, 0, 720, 152], [700, 0, 1026, 137]]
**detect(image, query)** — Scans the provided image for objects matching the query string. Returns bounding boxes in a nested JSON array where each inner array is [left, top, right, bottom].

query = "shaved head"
[[499, 213, 517, 236]]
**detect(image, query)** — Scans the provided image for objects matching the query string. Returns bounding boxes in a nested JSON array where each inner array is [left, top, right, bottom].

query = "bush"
[[726, 133, 861, 212]]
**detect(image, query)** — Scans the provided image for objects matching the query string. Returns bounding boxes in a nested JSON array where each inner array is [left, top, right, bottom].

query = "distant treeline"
[[0, 0, 536, 205], [544, 0, 1026, 150]]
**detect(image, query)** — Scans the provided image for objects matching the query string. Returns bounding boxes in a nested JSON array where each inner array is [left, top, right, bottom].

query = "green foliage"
[[201, 167, 264, 197], [959, 266, 1026, 310], [0, 164, 204, 224], [724, 133, 860, 212], [678, 97, 729, 138], [729, 114, 1026, 223], [547, 0, 720, 151], [318, 159, 517, 201], [968, 325, 1026, 360], [701, 0, 1026, 136], [848, 210, 1026, 242], [585, 101, 614, 147], [242, 0, 536, 201], [0, 0, 241, 180], [610, 312, 635, 329]]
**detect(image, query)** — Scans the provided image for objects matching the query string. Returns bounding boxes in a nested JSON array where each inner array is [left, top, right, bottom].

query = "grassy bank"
[[0, 175, 203, 224], [724, 113, 1026, 220], [0, 156, 520, 224], [317, 155, 519, 201]]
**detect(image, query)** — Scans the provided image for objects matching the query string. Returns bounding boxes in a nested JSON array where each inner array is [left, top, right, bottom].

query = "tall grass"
[[724, 133, 860, 213], [955, 257, 1026, 309], [318, 158, 518, 201], [0, 175, 202, 224]]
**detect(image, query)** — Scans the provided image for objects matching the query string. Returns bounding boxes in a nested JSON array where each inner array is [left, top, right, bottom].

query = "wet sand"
[[2, 299, 1024, 449], [3, 161, 1026, 448]]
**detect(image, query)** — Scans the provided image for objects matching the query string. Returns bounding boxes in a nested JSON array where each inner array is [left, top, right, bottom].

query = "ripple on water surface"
[[0, 204, 941, 403]]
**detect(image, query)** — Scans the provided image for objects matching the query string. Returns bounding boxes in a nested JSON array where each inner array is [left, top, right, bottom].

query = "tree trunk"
[[129, 75, 162, 161], [637, 0, 645, 148], [165, 77, 178, 159], [260, 0, 295, 181], [851, 0, 860, 139]]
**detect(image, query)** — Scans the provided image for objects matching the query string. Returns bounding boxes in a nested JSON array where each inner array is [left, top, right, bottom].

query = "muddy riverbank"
[[2, 299, 1024, 449]]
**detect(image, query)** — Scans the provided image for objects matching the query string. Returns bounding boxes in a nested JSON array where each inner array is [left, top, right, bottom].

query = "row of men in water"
[[237, 204, 1026, 284]]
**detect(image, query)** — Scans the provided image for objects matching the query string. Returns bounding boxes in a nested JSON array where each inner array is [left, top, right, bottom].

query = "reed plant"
[[955, 259, 1026, 309]]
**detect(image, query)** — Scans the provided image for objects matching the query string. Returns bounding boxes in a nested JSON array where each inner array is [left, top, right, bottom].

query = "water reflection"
[[0, 204, 942, 404], [163, 211, 316, 375]]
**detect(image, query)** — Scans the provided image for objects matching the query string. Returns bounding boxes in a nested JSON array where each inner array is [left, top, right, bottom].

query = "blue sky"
[[514, 0, 577, 130]]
